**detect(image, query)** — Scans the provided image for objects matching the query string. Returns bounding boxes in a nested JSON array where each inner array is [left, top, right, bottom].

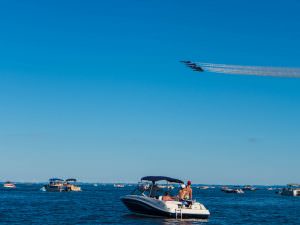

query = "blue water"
[[0, 184, 299, 225]]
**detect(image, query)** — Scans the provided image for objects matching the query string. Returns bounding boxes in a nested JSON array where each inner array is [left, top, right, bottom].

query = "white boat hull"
[[121, 195, 210, 219]]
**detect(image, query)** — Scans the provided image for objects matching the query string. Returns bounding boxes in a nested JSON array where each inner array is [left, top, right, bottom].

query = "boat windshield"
[[132, 181, 178, 199]]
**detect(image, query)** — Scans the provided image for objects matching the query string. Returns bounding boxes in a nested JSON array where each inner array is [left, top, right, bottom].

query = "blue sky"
[[0, 0, 300, 184]]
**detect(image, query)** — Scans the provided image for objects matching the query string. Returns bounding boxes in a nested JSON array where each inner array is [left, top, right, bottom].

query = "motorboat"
[[43, 178, 81, 192], [121, 176, 210, 219], [242, 185, 256, 191], [198, 186, 210, 190], [65, 178, 81, 192], [3, 181, 16, 188], [114, 183, 125, 188], [157, 184, 174, 190], [221, 186, 244, 194], [279, 184, 300, 196], [43, 178, 65, 192]]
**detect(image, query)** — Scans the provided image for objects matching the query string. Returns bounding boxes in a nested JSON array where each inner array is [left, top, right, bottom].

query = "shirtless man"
[[179, 184, 188, 200], [186, 180, 193, 200]]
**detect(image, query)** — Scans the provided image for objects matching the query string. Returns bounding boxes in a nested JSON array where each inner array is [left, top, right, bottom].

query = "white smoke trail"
[[194, 62, 300, 78]]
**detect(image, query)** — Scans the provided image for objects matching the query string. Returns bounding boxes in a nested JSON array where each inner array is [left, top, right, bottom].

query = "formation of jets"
[[180, 60, 204, 72], [181, 60, 300, 78]]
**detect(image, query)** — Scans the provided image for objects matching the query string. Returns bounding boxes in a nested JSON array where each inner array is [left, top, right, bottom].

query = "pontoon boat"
[[65, 178, 81, 191], [43, 178, 81, 192]]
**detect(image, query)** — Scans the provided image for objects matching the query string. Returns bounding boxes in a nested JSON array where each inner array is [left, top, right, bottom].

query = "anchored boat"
[[221, 186, 244, 194], [43, 178, 81, 192], [43, 178, 65, 192], [3, 181, 16, 189], [242, 185, 256, 191], [279, 184, 300, 196], [114, 184, 125, 188], [65, 178, 81, 192], [121, 176, 210, 219]]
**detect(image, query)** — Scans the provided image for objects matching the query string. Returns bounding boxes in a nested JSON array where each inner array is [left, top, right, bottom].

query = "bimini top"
[[66, 178, 77, 182], [141, 176, 184, 184], [49, 178, 64, 182]]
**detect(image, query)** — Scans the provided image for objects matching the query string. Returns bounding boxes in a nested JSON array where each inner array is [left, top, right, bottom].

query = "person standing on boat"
[[179, 184, 192, 208], [186, 180, 193, 200], [179, 184, 188, 200]]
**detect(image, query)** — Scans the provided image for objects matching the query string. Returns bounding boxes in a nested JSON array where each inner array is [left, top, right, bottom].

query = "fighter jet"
[[193, 67, 204, 72], [180, 60, 204, 72], [187, 63, 197, 67]]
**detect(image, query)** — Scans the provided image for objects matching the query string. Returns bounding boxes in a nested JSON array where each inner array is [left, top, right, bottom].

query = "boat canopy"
[[141, 176, 184, 184], [49, 178, 64, 182], [66, 178, 77, 182]]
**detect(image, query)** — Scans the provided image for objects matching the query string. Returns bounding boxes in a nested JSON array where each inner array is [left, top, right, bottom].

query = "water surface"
[[0, 184, 299, 224]]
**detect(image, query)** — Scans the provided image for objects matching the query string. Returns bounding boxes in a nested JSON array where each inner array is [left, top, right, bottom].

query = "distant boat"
[[43, 178, 65, 192], [42, 178, 81, 192], [279, 184, 300, 196], [198, 186, 210, 190], [242, 185, 256, 191], [114, 184, 125, 188], [3, 181, 16, 189], [157, 184, 174, 189], [65, 178, 81, 192], [93, 184, 98, 187], [221, 186, 244, 194]]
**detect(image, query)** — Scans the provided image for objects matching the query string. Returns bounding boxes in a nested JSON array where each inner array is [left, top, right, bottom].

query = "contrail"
[[181, 61, 300, 78]]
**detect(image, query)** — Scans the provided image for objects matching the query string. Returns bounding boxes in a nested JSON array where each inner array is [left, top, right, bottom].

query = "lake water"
[[0, 184, 299, 224]]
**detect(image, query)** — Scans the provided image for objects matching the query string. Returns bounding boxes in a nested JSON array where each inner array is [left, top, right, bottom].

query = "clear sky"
[[0, 0, 300, 184]]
